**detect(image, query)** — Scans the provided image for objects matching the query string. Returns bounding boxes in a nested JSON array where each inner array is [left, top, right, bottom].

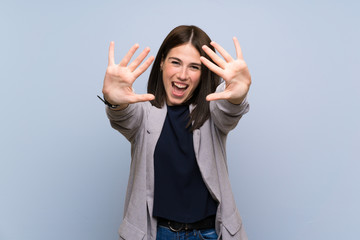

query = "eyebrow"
[[168, 57, 202, 66]]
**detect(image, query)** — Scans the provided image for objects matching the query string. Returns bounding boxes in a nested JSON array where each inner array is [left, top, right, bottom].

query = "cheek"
[[162, 67, 176, 82], [162, 70, 171, 85]]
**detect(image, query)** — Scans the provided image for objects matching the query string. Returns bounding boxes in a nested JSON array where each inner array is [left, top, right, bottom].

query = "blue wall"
[[1, 0, 359, 239]]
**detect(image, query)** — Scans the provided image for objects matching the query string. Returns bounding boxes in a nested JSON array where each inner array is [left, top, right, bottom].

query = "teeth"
[[174, 82, 187, 89]]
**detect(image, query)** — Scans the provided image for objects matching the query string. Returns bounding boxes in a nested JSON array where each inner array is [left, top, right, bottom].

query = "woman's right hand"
[[102, 42, 155, 110]]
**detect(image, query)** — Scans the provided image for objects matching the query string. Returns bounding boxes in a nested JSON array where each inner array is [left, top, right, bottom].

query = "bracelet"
[[97, 95, 119, 109]]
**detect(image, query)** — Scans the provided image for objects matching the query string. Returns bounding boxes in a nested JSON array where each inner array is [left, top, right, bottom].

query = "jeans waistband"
[[157, 215, 215, 232]]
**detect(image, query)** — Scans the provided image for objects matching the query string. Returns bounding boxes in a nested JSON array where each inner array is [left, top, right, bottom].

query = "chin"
[[167, 97, 187, 106]]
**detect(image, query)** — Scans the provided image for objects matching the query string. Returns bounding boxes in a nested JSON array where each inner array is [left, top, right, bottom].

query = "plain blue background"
[[1, 0, 359, 239]]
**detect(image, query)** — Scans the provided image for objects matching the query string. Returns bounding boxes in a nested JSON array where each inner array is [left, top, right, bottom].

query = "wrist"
[[97, 95, 119, 109], [109, 104, 129, 111]]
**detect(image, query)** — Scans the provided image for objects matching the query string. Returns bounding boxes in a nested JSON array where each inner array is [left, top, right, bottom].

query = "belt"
[[157, 215, 215, 232]]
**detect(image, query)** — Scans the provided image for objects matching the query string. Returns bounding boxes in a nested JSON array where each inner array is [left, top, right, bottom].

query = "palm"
[[102, 42, 155, 107], [200, 37, 251, 104]]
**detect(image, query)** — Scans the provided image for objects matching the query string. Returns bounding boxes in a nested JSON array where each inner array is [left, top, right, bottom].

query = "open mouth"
[[172, 82, 189, 97]]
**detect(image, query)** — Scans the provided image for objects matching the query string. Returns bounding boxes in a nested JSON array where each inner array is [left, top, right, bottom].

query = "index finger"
[[108, 41, 115, 66], [233, 37, 244, 60], [211, 41, 233, 62], [120, 43, 140, 67]]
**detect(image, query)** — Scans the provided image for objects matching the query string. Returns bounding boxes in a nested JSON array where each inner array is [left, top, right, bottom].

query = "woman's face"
[[161, 43, 202, 106]]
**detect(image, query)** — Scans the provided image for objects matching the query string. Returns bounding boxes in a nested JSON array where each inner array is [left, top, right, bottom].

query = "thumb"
[[129, 93, 155, 103], [206, 92, 230, 102]]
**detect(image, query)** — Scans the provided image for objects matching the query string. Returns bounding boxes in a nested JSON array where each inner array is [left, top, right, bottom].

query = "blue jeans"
[[156, 225, 218, 240]]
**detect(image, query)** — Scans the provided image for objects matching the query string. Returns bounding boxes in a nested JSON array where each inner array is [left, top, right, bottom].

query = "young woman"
[[101, 25, 251, 240]]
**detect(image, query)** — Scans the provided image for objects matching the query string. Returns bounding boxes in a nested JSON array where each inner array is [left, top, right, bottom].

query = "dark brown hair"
[[147, 25, 220, 130]]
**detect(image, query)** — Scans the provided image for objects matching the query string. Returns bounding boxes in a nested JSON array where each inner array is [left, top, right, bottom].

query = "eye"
[[190, 65, 201, 70], [171, 60, 180, 65]]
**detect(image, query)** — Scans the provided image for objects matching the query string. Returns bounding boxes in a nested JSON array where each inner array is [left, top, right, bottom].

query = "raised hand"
[[200, 37, 251, 105], [102, 42, 155, 110]]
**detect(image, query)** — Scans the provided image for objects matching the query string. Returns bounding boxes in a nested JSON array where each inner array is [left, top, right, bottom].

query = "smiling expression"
[[161, 43, 202, 106]]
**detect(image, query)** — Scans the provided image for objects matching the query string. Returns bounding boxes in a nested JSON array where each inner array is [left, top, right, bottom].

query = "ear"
[[160, 59, 164, 71]]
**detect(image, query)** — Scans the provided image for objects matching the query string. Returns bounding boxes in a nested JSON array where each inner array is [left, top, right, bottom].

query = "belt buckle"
[[168, 221, 187, 232]]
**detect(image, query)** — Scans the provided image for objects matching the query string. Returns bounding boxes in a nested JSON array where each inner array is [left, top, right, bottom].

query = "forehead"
[[166, 44, 201, 62]]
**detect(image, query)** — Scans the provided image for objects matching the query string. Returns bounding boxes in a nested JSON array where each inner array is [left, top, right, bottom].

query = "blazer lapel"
[[145, 104, 167, 216]]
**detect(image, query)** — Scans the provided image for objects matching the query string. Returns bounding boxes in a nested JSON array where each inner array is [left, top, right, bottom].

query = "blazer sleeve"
[[210, 82, 250, 135], [105, 102, 147, 143]]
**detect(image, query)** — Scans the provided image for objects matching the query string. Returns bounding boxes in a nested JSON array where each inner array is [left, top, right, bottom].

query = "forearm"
[[210, 83, 250, 134], [106, 102, 145, 142]]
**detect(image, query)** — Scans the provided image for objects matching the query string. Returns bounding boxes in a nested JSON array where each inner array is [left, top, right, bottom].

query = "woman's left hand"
[[200, 37, 251, 105]]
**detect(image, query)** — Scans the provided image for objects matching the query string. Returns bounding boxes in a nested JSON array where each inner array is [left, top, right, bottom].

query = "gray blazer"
[[106, 82, 249, 240]]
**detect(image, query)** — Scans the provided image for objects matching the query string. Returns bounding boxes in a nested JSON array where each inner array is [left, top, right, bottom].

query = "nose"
[[178, 67, 188, 81]]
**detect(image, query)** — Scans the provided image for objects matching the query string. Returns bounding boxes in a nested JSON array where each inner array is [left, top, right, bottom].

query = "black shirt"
[[153, 105, 217, 223]]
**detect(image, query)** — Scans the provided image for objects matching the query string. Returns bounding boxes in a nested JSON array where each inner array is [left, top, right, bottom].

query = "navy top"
[[153, 105, 217, 223]]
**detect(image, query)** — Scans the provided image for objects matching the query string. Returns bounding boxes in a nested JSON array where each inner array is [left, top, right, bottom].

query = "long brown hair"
[[147, 25, 220, 131]]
